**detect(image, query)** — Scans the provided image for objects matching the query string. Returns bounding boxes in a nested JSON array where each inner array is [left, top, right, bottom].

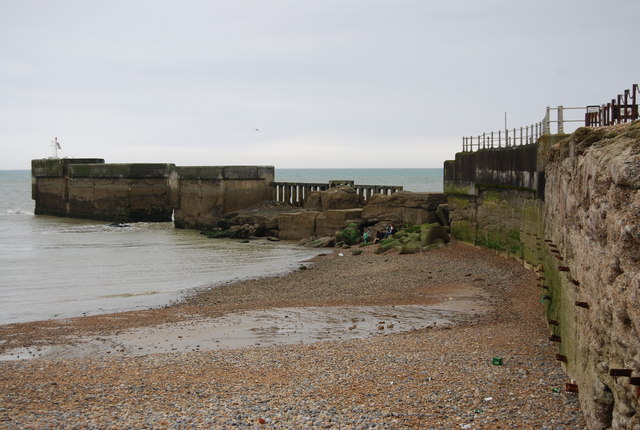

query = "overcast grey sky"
[[1, 0, 638, 169]]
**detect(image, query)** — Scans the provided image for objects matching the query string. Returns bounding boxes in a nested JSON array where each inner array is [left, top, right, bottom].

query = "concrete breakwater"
[[31, 158, 273, 228], [31, 158, 414, 236], [444, 121, 640, 429]]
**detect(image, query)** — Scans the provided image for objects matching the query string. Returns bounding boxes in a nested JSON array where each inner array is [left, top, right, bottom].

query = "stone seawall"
[[444, 122, 640, 429], [31, 159, 274, 226], [544, 124, 640, 429]]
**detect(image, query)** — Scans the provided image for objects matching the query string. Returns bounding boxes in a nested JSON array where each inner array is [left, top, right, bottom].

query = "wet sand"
[[0, 241, 586, 428]]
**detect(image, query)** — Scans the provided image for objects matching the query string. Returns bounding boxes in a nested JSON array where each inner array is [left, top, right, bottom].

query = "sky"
[[1, 0, 639, 170]]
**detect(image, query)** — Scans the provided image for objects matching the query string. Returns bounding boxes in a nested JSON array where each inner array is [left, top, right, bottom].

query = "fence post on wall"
[[557, 105, 564, 134], [543, 107, 550, 135], [519, 127, 523, 146], [632, 86, 637, 120]]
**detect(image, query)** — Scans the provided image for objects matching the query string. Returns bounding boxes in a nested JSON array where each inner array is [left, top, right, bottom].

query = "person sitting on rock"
[[374, 229, 385, 243], [363, 229, 370, 244]]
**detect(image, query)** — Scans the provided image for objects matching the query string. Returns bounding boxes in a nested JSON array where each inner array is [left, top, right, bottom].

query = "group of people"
[[362, 224, 395, 244]]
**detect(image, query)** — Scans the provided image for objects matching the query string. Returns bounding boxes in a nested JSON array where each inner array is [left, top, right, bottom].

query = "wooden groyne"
[[272, 180, 403, 207]]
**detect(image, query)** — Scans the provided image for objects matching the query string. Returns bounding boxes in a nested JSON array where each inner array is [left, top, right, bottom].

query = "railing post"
[[543, 107, 550, 135], [624, 90, 630, 122], [519, 127, 523, 146], [633, 84, 639, 121], [557, 105, 564, 134]]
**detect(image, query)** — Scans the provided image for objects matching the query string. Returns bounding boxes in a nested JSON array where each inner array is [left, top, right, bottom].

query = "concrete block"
[[316, 209, 363, 237], [277, 211, 319, 241]]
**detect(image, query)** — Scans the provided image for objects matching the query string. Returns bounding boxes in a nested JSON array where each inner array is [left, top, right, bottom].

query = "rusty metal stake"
[[610, 369, 633, 377], [556, 354, 568, 363], [566, 383, 579, 393], [548, 319, 559, 326], [549, 334, 562, 342], [575, 301, 590, 309]]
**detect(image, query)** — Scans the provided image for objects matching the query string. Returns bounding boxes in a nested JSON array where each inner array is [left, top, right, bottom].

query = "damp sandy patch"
[[0, 284, 488, 361]]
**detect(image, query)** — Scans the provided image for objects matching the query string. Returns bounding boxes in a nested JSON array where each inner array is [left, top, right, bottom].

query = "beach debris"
[[492, 357, 503, 366]]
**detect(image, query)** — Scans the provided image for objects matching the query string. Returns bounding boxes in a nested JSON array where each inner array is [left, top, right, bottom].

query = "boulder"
[[420, 223, 450, 246], [304, 236, 335, 248], [335, 222, 362, 246], [315, 209, 363, 238], [436, 204, 451, 226], [304, 186, 361, 211], [277, 211, 319, 241], [362, 191, 447, 225], [228, 223, 256, 239]]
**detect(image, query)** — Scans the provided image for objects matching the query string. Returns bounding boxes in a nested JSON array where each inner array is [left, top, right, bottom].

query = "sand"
[[0, 241, 586, 428]]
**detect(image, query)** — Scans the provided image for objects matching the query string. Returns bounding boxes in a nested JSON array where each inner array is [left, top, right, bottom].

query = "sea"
[[0, 168, 443, 325]]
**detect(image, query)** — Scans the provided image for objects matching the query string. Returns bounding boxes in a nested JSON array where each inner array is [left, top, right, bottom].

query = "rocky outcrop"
[[316, 209, 363, 238], [202, 186, 451, 250], [276, 211, 320, 241], [304, 186, 362, 211], [544, 122, 640, 430], [362, 192, 447, 225]]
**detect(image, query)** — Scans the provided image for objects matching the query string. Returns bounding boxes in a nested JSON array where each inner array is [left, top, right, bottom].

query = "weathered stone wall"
[[543, 123, 640, 429], [444, 122, 640, 429]]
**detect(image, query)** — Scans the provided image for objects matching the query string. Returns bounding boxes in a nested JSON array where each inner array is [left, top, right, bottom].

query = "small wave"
[[4, 208, 34, 215]]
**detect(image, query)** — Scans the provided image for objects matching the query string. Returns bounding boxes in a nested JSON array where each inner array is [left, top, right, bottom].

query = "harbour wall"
[[31, 159, 274, 228], [444, 122, 640, 429]]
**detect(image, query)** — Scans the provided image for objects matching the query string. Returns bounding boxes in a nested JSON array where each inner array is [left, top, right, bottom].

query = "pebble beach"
[[0, 241, 586, 429]]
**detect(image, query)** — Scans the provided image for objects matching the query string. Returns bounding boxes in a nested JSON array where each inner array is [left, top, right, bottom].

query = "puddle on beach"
[[0, 295, 487, 361]]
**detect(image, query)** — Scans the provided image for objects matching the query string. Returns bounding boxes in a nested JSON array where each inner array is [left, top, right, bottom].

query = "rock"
[[228, 224, 256, 239], [304, 237, 335, 248], [362, 192, 447, 225], [399, 241, 421, 254], [436, 204, 450, 226], [420, 223, 450, 246], [375, 238, 402, 254], [335, 223, 362, 246], [277, 212, 320, 241], [315, 209, 363, 238], [304, 186, 362, 211]]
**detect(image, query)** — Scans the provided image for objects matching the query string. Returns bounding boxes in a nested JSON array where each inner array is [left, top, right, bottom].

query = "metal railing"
[[461, 83, 639, 152], [462, 106, 585, 152], [585, 84, 639, 127]]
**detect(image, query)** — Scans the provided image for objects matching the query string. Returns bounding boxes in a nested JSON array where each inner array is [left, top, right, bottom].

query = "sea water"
[[0, 168, 443, 325]]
